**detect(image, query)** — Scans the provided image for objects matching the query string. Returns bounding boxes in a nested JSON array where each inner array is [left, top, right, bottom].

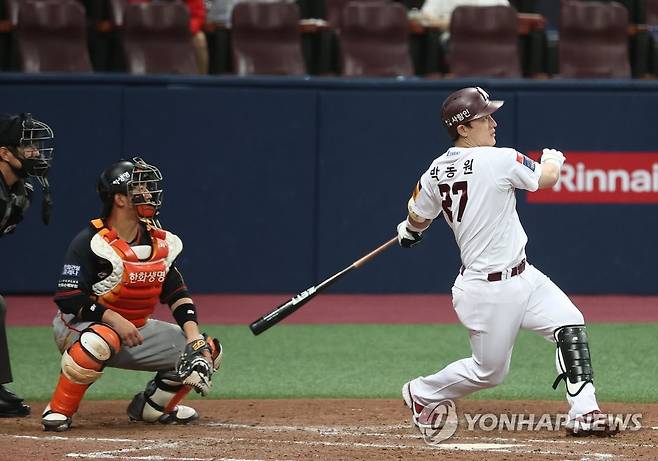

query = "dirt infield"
[[1, 399, 656, 460]]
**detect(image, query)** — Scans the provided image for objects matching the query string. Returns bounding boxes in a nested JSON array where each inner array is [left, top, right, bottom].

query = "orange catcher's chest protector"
[[89, 219, 183, 327]]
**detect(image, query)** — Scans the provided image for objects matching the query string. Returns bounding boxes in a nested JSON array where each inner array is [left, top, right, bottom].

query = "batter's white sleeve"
[[409, 170, 442, 220], [492, 148, 541, 192]]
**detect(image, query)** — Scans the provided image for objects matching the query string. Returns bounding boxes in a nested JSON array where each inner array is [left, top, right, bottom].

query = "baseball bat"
[[249, 236, 398, 335]]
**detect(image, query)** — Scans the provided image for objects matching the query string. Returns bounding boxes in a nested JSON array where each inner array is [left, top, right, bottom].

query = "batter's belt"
[[460, 259, 526, 282]]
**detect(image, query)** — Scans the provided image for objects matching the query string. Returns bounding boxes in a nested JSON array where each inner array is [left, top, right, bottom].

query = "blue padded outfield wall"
[[1, 75, 656, 294]]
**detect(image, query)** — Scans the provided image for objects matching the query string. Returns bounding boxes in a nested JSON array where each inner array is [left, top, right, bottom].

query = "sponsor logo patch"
[[62, 264, 80, 276]]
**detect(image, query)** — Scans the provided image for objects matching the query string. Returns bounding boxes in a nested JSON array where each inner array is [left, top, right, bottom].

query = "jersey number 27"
[[438, 181, 468, 223]]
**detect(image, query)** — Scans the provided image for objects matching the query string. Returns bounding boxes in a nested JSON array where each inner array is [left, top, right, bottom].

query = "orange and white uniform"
[[52, 219, 191, 369]]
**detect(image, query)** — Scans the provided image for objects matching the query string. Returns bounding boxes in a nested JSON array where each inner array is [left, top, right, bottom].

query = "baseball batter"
[[398, 87, 615, 436], [42, 157, 223, 431]]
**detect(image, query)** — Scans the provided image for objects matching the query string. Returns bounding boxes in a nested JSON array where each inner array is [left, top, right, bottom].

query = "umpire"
[[0, 113, 54, 417]]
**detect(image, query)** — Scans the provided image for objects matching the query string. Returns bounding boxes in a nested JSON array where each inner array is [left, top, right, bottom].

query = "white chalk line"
[[10, 434, 158, 443], [203, 436, 524, 452], [203, 421, 416, 438], [203, 421, 651, 449], [2, 422, 637, 460], [6, 432, 608, 458], [6, 435, 286, 461], [190, 436, 618, 458], [65, 441, 286, 461], [66, 442, 180, 459]]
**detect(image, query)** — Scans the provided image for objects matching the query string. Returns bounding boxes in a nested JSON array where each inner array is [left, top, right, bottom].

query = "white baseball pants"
[[409, 263, 599, 421]]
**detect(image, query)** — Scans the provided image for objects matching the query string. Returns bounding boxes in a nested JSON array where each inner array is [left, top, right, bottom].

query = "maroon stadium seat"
[[324, 0, 388, 28], [5, 0, 19, 25], [647, 0, 658, 25], [558, 0, 630, 78], [447, 5, 521, 78], [17, 0, 92, 72], [231, 1, 306, 76], [122, 1, 197, 74], [338, 1, 413, 77]]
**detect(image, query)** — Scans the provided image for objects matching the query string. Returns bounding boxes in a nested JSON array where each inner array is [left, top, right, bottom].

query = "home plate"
[[430, 443, 524, 451]]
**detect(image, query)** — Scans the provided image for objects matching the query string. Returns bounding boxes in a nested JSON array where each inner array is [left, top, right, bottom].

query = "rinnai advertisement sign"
[[527, 152, 658, 204]]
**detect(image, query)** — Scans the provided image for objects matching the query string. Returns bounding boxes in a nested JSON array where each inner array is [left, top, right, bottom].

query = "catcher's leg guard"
[[42, 324, 120, 431], [127, 371, 198, 424], [552, 325, 594, 397]]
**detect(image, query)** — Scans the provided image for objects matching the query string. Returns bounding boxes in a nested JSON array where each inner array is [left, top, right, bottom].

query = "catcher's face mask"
[[17, 114, 55, 183], [128, 157, 163, 219]]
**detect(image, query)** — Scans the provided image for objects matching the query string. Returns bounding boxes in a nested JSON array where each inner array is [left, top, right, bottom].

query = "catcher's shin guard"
[[552, 325, 594, 397], [43, 324, 120, 430], [127, 371, 198, 424]]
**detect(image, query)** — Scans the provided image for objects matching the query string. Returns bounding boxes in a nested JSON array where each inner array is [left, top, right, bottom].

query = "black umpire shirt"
[[0, 173, 31, 237]]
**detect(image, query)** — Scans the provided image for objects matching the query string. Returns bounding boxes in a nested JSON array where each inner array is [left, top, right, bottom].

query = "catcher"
[[42, 157, 222, 432]]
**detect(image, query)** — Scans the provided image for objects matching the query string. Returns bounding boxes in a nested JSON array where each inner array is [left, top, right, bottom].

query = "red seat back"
[[448, 5, 521, 78], [122, 1, 198, 74], [339, 1, 413, 77], [324, 0, 388, 28], [17, 0, 93, 72], [231, 1, 306, 76], [646, 0, 658, 25], [559, 0, 630, 78]]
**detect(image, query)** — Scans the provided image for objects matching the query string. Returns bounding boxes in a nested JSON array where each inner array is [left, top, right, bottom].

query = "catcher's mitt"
[[177, 337, 213, 396]]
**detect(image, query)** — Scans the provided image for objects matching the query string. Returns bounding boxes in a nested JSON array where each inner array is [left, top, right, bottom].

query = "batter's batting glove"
[[541, 148, 565, 168], [397, 220, 423, 248]]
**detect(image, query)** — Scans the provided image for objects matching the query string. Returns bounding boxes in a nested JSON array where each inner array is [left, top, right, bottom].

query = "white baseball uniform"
[[407, 145, 599, 421]]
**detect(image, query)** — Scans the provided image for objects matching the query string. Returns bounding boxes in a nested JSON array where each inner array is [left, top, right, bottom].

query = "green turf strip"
[[7, 323, 657, 403]]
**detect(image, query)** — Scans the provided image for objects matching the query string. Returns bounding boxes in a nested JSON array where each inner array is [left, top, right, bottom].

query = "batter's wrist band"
[[406, 218, 426, 233], [173, 302, 198, 329], [78, 303, 107, 322]]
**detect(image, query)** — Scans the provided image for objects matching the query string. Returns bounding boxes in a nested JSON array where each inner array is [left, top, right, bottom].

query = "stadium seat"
[[647, 0, 658, 24], [323, 0, 388, 28], [17, 0, 92, 72], [109, 0, 150, 27], [121, 1, 197, 74], [231, 1, 306, 76], [447, 5, 521, 78], [338, 1, 413, 77], [3, 0, 18, 25], [558, 0, 630, 78]]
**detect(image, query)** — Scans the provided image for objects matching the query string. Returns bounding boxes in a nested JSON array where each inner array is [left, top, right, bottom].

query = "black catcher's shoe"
[[0, 385, 30, 417]]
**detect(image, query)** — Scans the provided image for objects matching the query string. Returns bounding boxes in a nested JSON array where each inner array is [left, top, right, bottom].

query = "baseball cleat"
[[41, 404, 72, 432], [565, 410, 619, 437], [402, 382, 425, 428], [0, 385, 30, 418], [158, 405, 199, 425]]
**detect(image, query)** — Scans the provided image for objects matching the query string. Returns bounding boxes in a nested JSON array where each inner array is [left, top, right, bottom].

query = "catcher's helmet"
[[97, 157, 163, 219], [442, 87, 503, 140], [0, 113, 54, 179]]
